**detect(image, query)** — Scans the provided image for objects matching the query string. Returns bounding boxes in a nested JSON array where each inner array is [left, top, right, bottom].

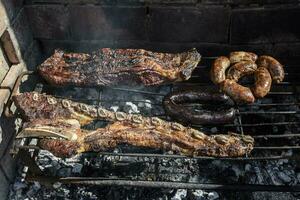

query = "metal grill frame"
[[5, 57, 300, 191]]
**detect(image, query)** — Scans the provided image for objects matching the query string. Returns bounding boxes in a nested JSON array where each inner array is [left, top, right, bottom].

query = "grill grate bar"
[[24, 177, 300, 192], [253, 133, 300, 138], [14, 145, 299, 161]]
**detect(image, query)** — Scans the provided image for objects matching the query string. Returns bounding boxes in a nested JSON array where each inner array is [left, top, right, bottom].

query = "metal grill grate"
[[5, 57, 300, 191]]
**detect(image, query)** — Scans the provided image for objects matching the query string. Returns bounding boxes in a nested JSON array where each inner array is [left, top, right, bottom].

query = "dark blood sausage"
[[229, 51, 258, 64], [257, 55, 284, 83], [220, 79, 255, 104], [252, 67, 272, 98], [210, 56, 230, 85], [163, 89, 235, 124], [226, 61, 257, 82]]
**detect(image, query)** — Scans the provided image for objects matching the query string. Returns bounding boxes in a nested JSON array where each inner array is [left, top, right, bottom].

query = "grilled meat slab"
[[14, 92, 254, 158], [38, 48, 201, 86], [20, 119, 254, 158]]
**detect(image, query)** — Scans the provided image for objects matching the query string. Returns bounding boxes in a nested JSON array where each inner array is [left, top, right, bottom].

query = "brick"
[[0, 64, 25, 116], [230, 6, 300, 44], [25, 5, 71, 39], [11, 9, 34, 57], [0, 168, 9, 200], [0, 3, 8, 36], [69, 5, 147, 40], [148, 6, 230, 43], [0, 30, 19, 64], [0, 48, 9, 83]]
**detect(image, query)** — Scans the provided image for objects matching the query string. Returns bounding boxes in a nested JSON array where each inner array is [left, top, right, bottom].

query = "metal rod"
[[25, 177, 300, 192], [253, 146, 300, 150], [254, 133, 300, 139]]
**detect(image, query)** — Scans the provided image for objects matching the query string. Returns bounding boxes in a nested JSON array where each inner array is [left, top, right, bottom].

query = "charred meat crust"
[[29, 119, 254, 158], [163, 89, 236, 124], [38, 48, 201, 87], [14, 92, 254, 158]]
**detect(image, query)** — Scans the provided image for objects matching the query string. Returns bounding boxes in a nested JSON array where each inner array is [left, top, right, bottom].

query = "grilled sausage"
[[163, 89, 235, 124], [251, 67, 272, 98], [220, 79, 255, 104], [257, 55, 284, 83], [229, 52, 258, 64], [210, 56, 230, 84], [226, 61, 257, 82]]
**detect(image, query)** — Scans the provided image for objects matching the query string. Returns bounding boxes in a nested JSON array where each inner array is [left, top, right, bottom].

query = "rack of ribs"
[[38, 48, 201, 87], [13, 92, 254, 158]]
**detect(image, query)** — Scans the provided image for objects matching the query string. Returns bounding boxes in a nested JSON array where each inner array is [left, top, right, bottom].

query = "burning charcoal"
[[171, 189, 187, 200], [138, 99, 152, 114], [245, 164, 251, 171], [52, 182, 62, 189], [13, 181, 27, 191], [277, 171, 292, 183], [210, 127, 218, 133], [123, 102, 140, 114], [57, 167, 72, 177], [207, 191, 219, 200], [191, 190, 205, 200], [71, 163, 83, 174], [33, 181, 41, 191]]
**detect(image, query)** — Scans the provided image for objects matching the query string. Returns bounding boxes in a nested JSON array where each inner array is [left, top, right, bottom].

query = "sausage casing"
[[163, 89, 235, 124], [220, 79, 255, 104], [210, 56, 230, 84], [251, 67, 272, 98], [229, 51, 258, 64], [226, 61, 257, 82], [257, 55, 284, 83]]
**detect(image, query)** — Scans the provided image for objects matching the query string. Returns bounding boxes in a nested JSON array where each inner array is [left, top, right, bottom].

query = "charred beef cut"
[[14, 92, 254, 158], [21, 118, 254, 158], [38, 48, 201, 87]]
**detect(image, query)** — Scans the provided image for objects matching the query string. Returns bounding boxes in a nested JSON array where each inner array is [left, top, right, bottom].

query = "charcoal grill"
[[1, 0, 300, 198], [4, 55, 300, 192]]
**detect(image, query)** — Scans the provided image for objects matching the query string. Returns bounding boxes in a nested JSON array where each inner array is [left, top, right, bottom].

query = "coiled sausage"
[[226, 61, 257, 82], [229, 51, 258, 64], [220, 79, 255, 104], [251, 67, 272, 98], [210, 56, 230, 84], [257, 55, 284, 83]]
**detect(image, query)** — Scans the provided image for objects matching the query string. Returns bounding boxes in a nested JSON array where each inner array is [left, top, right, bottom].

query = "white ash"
[[171, 189, 187, 200], [109, 105, 119, 112], [123, 102, 140, 114], [207, 191, 219, 200]]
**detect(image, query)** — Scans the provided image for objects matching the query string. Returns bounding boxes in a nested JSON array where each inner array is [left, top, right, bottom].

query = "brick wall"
[[24, 0, 300, 58], [0, 1, 40, 199]]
